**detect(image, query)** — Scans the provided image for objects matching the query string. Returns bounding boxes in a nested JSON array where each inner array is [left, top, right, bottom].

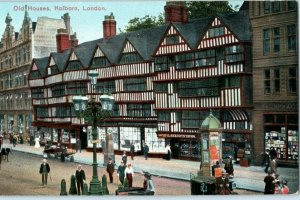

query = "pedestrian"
[[13, 133, 18, 147], [39, 159, 50, 186], [125, 163, 134, 188], [106, 158, 115, 183], [270, 156, 277, 174], [76, 138, 81, 153], [117, 161, 126, 185], [144, 143, 149, 160], [163, 144, 171, 160], [75, 165, 86, 195], [264, 171, 275, 194], [281, 180, 289, 194], [122, 151, 127, 165], [263, 150, 270, 173], [211, 161, 220, 177], [224, 156, 234, 177], [130, 143, 135, 160], [269, 147, 277, 159], [274, 174, 282, 194]]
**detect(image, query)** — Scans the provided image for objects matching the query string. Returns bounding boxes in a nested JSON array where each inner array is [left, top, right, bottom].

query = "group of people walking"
[[263, 147, 289, 195]]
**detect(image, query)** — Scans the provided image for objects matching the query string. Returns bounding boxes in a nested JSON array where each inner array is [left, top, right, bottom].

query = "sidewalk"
[[2, 140, 299, 193]]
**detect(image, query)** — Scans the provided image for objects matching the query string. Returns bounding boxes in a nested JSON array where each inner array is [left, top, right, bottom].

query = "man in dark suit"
[[39, 159, 50, 185], [75, 165, 86, 195]]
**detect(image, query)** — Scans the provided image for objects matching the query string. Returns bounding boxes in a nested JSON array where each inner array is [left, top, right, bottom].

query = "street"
[[0, 150, 261, 195]]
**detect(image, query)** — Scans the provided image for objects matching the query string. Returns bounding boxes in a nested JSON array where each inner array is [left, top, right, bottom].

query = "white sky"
[[0, 1, 243, 44]]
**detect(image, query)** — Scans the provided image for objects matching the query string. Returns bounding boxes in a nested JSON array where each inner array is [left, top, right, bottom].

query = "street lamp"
[[72, 70, 114, 195]]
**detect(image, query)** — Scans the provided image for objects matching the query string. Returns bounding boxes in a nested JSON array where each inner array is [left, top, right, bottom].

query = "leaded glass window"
[[195, 49, 215, 67], [127, 104, 151, 117], [124, 78, 146, 91]]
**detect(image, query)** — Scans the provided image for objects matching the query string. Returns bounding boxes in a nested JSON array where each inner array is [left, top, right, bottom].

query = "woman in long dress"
[[34, 137, 40, 148]]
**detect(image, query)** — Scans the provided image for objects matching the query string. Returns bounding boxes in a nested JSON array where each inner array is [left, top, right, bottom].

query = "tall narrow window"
[[287, 24, 296, 52], [272, 1, 281, 13], [263, 29, 270, 55], [287, 1, 296, 10], [264, 1, 271, 14], [288, 67, 297, 94], [273, 28, 280, 52], [264, 69, 271, 94], [274, 68, 280, 93]]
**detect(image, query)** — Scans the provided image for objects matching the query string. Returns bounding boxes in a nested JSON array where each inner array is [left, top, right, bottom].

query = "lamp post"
[[72, 70, 114, 195]]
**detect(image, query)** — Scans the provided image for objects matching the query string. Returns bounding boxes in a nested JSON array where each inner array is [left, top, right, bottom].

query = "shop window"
[[96, 80, 115, 94], [264, 1, 271, 14], [195, 49, 215, 67], [124, 77, 146, 92], [120, 127, 141, 151], [264, 69, 271, 94], [61, 129, 69, 143], [263, 29, 270, 55], [287, 24, 296, 52], [273, 27, 280, 53], [145, 128, 165, 153], [175, 53, 194, 69], [274, 68, 280, 93]]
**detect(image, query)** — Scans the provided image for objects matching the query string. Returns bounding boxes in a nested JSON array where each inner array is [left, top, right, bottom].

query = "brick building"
[[249, 1, 298, 165], [0, 8, 74, 141], [29, 2, 256, 161]]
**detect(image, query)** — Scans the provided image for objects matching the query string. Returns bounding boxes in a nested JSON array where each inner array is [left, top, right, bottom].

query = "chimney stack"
[[63, 13, 71, 35], [103, 12, 116, 40], [56, 28, 70, 53], [70, 32, 78, 48], [164, 1, 188, 23]]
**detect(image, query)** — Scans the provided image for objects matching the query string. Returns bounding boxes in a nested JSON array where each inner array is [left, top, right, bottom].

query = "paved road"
[[1, 139, 299, 194]]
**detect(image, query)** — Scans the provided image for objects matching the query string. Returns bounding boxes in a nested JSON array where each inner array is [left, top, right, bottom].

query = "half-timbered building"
[[29, 2, 255, 161]]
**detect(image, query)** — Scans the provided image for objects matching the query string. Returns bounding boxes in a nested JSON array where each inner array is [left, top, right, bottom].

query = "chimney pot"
[[103, 12, 116, 39]]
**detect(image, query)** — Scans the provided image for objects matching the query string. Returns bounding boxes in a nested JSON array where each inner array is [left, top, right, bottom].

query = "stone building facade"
[[0, 8, 72, 141], [249, 1, 298, 165]]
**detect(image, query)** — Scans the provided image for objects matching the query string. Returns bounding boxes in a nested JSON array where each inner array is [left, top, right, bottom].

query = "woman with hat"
[[125, 163, 134, 187]]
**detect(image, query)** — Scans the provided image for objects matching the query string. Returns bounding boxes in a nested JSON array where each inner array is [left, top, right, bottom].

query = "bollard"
[[69, 174, 77, 195], [60, 179, 68, 196], [123, 178, 129, 188], [82, 182, 89, 195], [102, 174, 109, 195]]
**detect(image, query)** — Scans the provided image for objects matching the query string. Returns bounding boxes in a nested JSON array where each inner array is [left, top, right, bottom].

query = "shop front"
[[264, 113, 298, 165], [157, 132, 200, 161]]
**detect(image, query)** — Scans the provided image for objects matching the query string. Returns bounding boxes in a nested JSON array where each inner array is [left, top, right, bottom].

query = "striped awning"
[[227, 110, 248, 121]]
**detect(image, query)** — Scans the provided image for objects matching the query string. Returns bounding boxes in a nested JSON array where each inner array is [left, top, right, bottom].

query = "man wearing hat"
[[39, 159, 50, 185], [106, 158, 115, 183]]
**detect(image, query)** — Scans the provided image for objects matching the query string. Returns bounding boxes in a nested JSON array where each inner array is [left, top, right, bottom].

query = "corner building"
[[249, 1, 298, 165], [29, 2, 253, 160], [0, 9, 71, 140]]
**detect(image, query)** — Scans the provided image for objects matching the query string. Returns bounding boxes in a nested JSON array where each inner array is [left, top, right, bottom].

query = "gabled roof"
[[74, 39, 98, 67], [217, 10, 251, 42], [33, 57, 49, 77], [50, 51, 70, 72]]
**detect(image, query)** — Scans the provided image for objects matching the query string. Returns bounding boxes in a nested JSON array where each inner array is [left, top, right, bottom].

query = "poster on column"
[[0, 1, 298, 200]]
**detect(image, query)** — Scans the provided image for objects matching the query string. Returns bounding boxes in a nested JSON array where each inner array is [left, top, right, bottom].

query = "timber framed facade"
[[29, 5, 256, 161]]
